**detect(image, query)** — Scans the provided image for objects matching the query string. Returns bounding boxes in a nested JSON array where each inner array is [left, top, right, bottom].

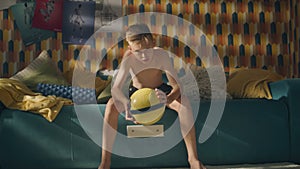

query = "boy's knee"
[[106, 99, 118, 113], [168, 101, 181, 112], [106, 98, 124, 115], [106, 98, 114, 107]]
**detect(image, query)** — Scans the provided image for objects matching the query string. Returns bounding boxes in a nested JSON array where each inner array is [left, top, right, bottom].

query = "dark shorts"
[[129, 83, 173, 97]]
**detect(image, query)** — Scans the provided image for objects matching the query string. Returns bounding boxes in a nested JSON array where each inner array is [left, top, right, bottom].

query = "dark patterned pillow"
[[189, 64, 232, 100], [37, 83, 96, 104]]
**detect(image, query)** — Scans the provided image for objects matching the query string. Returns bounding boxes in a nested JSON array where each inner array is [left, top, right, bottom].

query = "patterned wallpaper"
[[0, 0, 299, 78], [290, 0, 300, 78]]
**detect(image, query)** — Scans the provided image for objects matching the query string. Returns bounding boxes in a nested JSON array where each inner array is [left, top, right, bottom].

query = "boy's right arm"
[[111, 52, 136, 122], [111, 56, 130, 104]]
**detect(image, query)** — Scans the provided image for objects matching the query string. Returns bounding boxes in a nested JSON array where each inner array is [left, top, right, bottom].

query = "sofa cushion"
[[10, 51, 69, 91], [0, 99, 290, 168], [63, 64, 111, 96], [97, 81, 112, 104], [189, 64, 232, 100]]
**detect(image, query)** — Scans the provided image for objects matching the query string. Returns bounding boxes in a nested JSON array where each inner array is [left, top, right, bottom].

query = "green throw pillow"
[[10, 50, 69, 91]]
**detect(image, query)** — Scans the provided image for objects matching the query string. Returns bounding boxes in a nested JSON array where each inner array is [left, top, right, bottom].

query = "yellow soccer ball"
[[130, 88, 165, 125]]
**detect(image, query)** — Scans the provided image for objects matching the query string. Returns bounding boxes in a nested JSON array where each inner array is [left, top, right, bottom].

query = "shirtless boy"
[[98, 24, 206, 169]]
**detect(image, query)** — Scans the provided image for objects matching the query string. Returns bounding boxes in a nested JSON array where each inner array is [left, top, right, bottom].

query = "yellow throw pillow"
[[97, 79, 112, 104], [227, 69, 284, 99]]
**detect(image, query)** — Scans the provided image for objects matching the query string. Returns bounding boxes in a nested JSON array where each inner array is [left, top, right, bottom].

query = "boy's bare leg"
[[98, 99, 121, 169], [99, 97, 205, 169], [168, 97, 206, 169]]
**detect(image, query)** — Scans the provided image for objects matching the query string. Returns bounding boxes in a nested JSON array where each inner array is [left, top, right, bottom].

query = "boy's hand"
[[124, 101, 138, 124], [155, 88, 167, 105]]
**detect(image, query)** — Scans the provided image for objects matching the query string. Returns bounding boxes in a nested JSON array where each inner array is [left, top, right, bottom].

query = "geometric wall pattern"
[[0, 0, 299, 78], [122, 0, 300, 78], [290, 0, 300, 78]]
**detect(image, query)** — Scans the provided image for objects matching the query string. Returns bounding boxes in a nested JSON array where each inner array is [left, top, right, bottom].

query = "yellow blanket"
[[0, 78, 72, 122]]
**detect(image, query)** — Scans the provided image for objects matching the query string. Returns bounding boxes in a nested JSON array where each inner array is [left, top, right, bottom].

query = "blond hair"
[[126, 24, 153, 43]]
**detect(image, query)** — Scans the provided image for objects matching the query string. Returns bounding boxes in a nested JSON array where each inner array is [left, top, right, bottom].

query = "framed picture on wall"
[[0, 0, 17, 10], [11, 2, 55, 46], [0, 0, 35, 10], [62, 0, 95, 45], [32, 0, 64, 32], [94, 0, 123, 32]]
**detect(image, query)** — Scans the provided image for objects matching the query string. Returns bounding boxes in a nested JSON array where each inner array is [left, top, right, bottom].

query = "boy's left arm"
[[165, 73, 181, 104], [162, 53, 181, 104]]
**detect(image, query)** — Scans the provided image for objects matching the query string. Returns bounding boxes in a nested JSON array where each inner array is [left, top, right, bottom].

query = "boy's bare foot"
[[98, 164, 110, 169], [189, 160, 207, 169]]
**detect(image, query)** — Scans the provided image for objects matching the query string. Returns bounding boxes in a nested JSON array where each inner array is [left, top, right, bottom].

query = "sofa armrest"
[[269, 79, 300, 163]]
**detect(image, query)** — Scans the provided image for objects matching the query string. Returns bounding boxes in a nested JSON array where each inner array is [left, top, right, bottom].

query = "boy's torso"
[[129, 49, 166, 89]]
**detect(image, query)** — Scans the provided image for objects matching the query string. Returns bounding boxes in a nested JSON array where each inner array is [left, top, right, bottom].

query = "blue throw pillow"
[[37, 83, 96, 104]]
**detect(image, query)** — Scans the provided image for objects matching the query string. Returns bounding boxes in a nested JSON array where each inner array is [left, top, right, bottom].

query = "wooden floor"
[[144, 162, 300, 169], [63, 163, 300, 169]]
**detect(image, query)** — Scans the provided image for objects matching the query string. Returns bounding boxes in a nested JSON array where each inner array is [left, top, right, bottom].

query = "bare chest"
[[130, 56, 163, 73], [129, 57, 164, 87], [130, 69, 163, 88]]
